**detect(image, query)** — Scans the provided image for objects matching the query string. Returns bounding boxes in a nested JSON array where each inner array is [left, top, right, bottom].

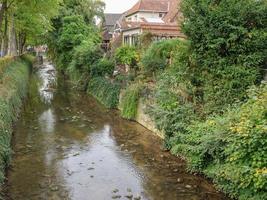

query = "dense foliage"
[[170, 83, 267, 200], [47, 0, 104, 77], [0, 56, 33, 184], [68, 40, 103, 80], [0, 0, 60, 56], [91, 58, 115, 77], [181, 0, 267, 113], [115, 46, 139, 68], [120, 84, 141, 120], [141, 39, 181, 74], [87, 77, 121, 109]]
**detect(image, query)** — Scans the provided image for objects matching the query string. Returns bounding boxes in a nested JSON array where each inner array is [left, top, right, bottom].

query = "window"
[[132, 35, 139, 46], [128, 17, 132, 21], [159, 13, 163, 18], [135, 15, 138, 21], [124, 36, 130, 45]]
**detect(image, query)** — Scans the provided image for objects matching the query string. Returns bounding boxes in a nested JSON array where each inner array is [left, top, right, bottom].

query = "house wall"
[[127, 11, 164, 22], [122, 29, 142, 45]]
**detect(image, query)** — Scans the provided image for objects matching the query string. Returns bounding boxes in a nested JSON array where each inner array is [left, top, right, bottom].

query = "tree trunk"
[[8, 14, 17, 56], [1, 11, 8, 57], [0, 0, 7, 34], [18, 32, 26, 55]]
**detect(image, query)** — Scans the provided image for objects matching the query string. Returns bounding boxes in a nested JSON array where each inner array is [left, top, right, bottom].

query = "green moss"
[[87, 77, 121, 109], [0, 56, 32, 184], [120, 84, 141, 120]]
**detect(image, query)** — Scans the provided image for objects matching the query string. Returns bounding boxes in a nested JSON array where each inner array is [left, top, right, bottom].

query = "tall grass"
[[0, 55, 33, 184]]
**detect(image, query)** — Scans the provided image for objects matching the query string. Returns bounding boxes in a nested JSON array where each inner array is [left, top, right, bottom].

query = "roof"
[[104, 13, 122, 26], [126, 0, 171, 17], [115, 0, 185, 38]]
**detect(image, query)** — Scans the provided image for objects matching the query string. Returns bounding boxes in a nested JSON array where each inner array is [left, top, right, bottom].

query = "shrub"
[[0, 57, 32, 184], [91, 58, 115, 77], [146, 40, 198, 148], [115, 46, 139, 68], [171, 83, 267, 200], [120, 84, 141, 120], [87, 77, 121, 108], [68, 39, 103, 86], [141, 39, 181, 74], [203, 64, 261, 114], [69, 40, 103, 74]]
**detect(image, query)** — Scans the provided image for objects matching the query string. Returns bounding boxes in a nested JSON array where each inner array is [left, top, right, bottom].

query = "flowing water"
[[4, 60, 228, 200]]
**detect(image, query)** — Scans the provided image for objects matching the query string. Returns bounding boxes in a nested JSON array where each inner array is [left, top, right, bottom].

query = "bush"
[[120, 84, 141, 120], [146, 40, 198, 148], [203, 64, 260, 114], [87, 77, 121, 108], [0, 57, 32, 184], [141, 39, 181, 74], [68, 39, 103, 86], [115, 46, 139, 68], [171, 83, 267, 200], [91, 58, 115, 77]]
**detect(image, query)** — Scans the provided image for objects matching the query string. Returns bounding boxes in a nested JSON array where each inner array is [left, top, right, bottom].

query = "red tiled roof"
[[126, 0, 171, 17]]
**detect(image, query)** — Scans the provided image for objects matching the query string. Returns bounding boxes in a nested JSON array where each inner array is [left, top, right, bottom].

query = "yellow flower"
[[256, 168, 267, 175]]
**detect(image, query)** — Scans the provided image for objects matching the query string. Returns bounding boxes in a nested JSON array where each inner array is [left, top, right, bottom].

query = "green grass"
[[0, 55, 33, 184]]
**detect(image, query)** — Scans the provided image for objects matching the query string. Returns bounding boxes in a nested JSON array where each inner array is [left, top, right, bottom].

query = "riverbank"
[[0, 55, 34, 186]]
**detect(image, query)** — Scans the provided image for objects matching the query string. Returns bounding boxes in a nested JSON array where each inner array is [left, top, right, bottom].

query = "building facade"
[[113, 0, 184, 46]]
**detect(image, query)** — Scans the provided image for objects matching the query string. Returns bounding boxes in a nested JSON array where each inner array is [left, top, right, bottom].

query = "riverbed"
[[3, 60, 228, 200]]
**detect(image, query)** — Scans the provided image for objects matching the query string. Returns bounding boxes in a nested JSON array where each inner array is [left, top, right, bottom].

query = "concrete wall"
[[119, 92, 164, 139], [135, 100, 164, 138]]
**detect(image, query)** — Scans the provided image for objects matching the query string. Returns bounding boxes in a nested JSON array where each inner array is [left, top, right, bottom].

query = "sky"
[[103, 0, 138, 13]]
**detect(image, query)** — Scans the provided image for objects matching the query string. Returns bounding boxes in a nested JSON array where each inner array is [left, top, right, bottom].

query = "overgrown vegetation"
[[47, 0, 104, 78], [87, 77, 121, 109], [0, 55, 33, 184], [144, 0, 267, 199], [115, 46, 139, 70], [170, 83, 267, 200], [141, 39, 181, 74], [120, 84, 141, 120]]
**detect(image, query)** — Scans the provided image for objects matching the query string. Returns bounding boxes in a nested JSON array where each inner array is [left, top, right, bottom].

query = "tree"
[[0, 0, 61, 56], [181, 0, 267, 113], [46, 0, 105, 72]]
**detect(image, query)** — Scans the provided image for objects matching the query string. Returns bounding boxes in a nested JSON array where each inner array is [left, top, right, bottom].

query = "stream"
[[3, 60, 228, 200]]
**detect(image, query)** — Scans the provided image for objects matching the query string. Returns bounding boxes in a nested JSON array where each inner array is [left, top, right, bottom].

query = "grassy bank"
[[0, 55, 34, 185]]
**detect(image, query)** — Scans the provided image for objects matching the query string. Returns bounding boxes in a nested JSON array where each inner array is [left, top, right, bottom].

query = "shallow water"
[[4, 61, 228, 200]]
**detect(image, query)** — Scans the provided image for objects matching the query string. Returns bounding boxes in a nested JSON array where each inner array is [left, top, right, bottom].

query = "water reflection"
[[38, 60, 56, 104], [4, 60, 229, 200], [39, 108, 56, 133]]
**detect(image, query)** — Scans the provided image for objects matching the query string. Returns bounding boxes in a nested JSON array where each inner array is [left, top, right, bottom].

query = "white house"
[[113, 0, 184, 46]]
